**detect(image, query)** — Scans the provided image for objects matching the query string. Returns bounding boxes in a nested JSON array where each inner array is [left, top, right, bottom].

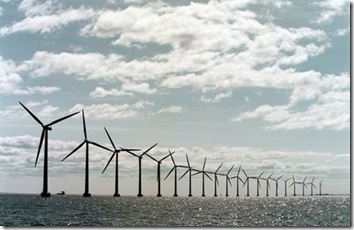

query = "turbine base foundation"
[[113, 193, 120, 197], [137, 194, 143, 197], [83, 193, 91, 197], [40, 192, 51, 197], [173, 194, 178, 197], [157, 194, 162, 197]]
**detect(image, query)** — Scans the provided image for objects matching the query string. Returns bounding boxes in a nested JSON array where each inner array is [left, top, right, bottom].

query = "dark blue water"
[[0, 194, 350, 226]]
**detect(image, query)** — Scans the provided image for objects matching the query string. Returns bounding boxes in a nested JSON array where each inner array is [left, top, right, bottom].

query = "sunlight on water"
[[0, 194, 350, 226]]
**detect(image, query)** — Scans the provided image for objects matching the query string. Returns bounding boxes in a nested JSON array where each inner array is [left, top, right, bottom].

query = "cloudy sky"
[[0, 0, 350, 197]]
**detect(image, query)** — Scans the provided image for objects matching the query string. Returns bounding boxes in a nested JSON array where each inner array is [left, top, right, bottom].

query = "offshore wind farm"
[[0, 0, 350, 227]]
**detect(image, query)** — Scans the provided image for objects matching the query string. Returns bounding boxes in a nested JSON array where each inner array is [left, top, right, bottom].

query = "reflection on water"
[[0, 194, 350, 226]]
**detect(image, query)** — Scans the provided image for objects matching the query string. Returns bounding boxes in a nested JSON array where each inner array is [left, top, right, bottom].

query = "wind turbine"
[[192, 157, 213, 197], [145, 149, 175, 197], [101, 127, 140, 197], [19, 102, 80, 197], [255, 172, 264, 197], [179, 153, 197, 197], [306, 177, 316, 196], [319, 180, 323, 196], [284, 178, 290, 196], [242, 169, 251, 196], [223, 165, 234, 197], [261, 173, 273, 197], [207, 163, 223, 197], [270, 175, 283, 196], [164, 149, 181, 197], [62, 110, 112, 197], [230, 166, 244, 197], [288, 175, 301, 196], [301, 176, 308, 196], [127, 143, 158, 197]]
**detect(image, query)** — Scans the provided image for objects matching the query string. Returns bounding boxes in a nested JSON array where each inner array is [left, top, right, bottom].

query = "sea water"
[[0, 194, 350, 227]]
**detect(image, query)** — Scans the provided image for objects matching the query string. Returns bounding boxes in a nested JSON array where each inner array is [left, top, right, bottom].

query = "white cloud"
[[122, 81, 157, 95], [0, 56, 23, 94], [233, 73, 350, 131], [314, 0, 348, 24], [18, 0, 56, 16], [90, 86, 133, 98], [200, 91, 232, 103], [0, 56, 59, 95], [0, 7, 95, 36], [158, 105, 183, 114], [69, 101, 154, 119]]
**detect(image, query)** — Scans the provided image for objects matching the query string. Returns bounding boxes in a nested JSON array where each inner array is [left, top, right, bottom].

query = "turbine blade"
[[104, 127, 116, 150], [89, 141, 112, 152], [160, 151, 174, 162], [145, 153, 158, 162], [164, 167, 175, 180], [242, 169, 248, 177], [141, 143, 158, 157], [268, 181, 270, 189], [227, 165, 235, 175], [47, 111, 80, 127], [126, 150, 139, 158], [292, 175, 295, 182], [268, 173, 273, 179], [215, 163, 223, 173], [205, 172, 212, 181], [311, 177, 315, 183], [121, 148, 141, 151], [277, 175, 283, 180], [237, 165, 241, 176], [258, 180, 261, 188], [82, 110, 87, 140], [62, 141, 85, 161], [34, 129, 45, 167], [216, 176, 219, 186], [239, 178, 244, 184], [179, 169, 189, 180], [191, 171, 201, 176], [202, 157, 207, 171], [227, 177, 232, 186], [258, 171, 264, 178], [169, 149, 176, 166], [102, 152, 115, 174], [289, 182, 294, 187], [243, 178, 248, 186], [19, 101, 43, 126], [303, 176, 307, 183], [186, 154, 190, 168]]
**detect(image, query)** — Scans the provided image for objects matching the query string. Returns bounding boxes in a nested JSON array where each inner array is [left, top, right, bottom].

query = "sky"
[[0, 0, 350, 197]]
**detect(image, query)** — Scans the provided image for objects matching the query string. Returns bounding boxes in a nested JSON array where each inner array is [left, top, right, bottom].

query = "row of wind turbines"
[[18, 102, 324, 197]]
